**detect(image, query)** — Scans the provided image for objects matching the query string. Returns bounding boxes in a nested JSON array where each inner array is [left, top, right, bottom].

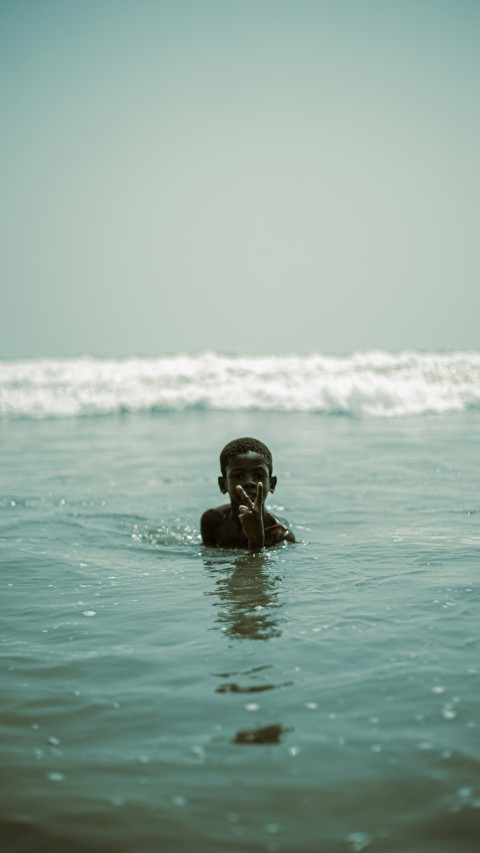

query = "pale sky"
[[1, 0, 479, 358]]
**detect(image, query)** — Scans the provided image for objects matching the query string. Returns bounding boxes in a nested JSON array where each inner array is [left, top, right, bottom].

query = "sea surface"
[[1, 352, 479, 853]]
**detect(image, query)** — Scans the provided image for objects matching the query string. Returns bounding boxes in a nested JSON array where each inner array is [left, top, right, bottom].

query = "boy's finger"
[[254, 481, 263, 509], [236, 485, 254, 508]]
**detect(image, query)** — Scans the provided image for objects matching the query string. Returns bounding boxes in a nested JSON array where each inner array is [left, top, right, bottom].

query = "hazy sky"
[[1, 0, 479, 357]]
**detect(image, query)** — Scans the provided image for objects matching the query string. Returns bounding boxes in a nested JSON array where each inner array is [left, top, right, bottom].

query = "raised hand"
[[237, 482, 265, 550]]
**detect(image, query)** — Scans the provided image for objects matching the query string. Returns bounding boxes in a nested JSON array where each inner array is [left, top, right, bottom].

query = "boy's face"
[[219, 451, 277, 508]]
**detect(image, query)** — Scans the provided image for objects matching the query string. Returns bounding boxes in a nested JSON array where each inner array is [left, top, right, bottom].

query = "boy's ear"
[[269, 475, 277, 493], [218, 475, 227, 494]]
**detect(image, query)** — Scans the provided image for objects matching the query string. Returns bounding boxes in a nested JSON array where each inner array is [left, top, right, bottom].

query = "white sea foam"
[[0, 351, 479, 418]]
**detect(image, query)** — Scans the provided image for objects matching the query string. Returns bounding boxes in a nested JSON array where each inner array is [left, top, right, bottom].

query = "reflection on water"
[[216, 680, 292, 694], [233, 723, 290, 745], [203, 550, 283, 640], [204, 550, 292, 745]]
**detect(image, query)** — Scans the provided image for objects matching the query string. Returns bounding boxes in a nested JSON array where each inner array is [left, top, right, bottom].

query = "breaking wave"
[[1, 351, 479, 419]]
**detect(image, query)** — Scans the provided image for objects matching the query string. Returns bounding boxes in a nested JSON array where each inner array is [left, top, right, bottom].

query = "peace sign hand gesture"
[[237, 482, 265, 550]]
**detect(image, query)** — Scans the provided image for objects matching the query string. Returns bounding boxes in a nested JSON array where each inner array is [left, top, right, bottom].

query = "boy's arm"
[[238, 484, 296, 549], [237, 484, 266, 550], [264, 523, 296, 545], [200, 509, 219, 546]]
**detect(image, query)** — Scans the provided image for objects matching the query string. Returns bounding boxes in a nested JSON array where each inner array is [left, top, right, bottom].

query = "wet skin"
[[200, 451, 295, 550]]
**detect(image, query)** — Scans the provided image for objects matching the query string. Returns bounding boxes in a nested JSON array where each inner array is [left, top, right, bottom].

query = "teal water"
[[1, 411, 479, 852]]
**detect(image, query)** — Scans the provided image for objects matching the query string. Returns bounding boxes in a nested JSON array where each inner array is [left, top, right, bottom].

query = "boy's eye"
[[231, 470, 267, 481]]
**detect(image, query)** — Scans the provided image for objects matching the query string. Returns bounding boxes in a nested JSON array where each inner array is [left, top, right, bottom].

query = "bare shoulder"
[[201, 507, 222, 527], [200, 505, 229, 546], [200, 507, 222, 532]]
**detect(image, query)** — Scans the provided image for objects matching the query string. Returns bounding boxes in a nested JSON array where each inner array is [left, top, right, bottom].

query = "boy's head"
[[220, 437, 272, 476], [218, 437, 276, 505]]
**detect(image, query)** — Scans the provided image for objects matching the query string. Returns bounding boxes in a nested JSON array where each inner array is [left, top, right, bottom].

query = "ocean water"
[[1, 352, 479, 853]]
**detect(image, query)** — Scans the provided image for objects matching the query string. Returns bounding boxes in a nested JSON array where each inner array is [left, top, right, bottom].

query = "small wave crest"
[[1, 351, 479, 418]]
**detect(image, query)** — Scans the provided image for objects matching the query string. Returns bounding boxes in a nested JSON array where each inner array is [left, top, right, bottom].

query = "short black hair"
[[220, 437, 273, 476]]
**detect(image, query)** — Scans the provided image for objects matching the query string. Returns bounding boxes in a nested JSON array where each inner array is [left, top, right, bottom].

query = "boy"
[[201, 437, 295, 550]]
